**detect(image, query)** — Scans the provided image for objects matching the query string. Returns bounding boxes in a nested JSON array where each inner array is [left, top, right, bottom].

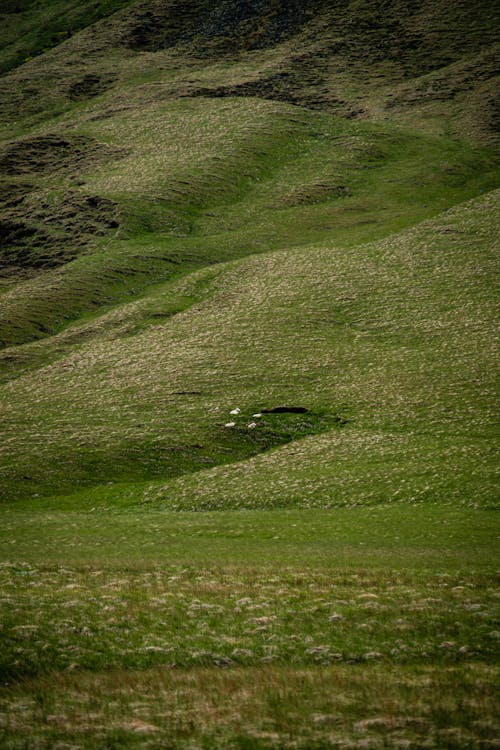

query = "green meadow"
[[0, 0, 499, 747]]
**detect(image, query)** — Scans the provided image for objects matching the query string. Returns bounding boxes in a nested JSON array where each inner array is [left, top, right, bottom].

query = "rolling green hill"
[[0, 1, 498, 747]]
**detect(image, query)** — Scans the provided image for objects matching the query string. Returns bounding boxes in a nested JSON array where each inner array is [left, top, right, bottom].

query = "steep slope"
[[1, 190, 497, 504], [0, 1, 498, 347], [1, 0, 498, 136], [0, 0, 135, 75], [0, 0, 498, 506], [1, 99, 497, 347]]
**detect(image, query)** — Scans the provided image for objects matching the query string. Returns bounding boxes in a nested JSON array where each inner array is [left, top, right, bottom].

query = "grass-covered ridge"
[[0, 1, 499, 747], [1, 102, 498, 347], [1, 190, 497, 505]]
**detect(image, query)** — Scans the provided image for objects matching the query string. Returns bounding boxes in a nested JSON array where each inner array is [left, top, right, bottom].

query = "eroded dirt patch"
[[0, 133, 122, 176], [0, 132, 123, 275], [0, 190, 119, 274], [68, 73, 114, 101]]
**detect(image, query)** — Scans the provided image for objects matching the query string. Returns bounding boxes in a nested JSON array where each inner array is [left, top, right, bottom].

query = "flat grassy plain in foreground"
[[0, 506, 499, 748], [0, 0, 499, 747]]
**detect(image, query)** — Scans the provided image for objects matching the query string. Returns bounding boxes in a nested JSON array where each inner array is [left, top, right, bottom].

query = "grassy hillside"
[[0, 0, 135, 74], [1, 190, 498, 506], [0, 1, 499, 747]]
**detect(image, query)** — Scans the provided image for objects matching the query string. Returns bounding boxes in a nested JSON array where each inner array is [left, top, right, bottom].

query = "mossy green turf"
[[1, 504, 497, 570], [1, 104, 498, 348], [0, 1, 499, 747]]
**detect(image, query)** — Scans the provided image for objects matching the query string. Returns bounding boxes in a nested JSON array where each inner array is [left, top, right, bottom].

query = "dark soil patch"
[[68, 74, 114, 101], [0, 181, 33, 207], [0, 218, 57, 272], [0, 219, 42, 249], [0, 191, 119, 273], [0, 133, 122, 177], [278, 182, 352, 207], [0, 132, 123, 275]]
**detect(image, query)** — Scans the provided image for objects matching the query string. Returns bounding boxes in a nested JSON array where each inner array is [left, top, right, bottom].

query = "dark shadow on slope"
[[0, 133, 122, 175], [0, 0, 136, 75], [0, 0, 498, 135], [122, 0, 499, 76], [128, 1, 500, 115], [4, 410, 352, 503], [0, 192, 119, 275], [67, 73, 115, 101], [0, 133, 124, 277], [179, 74, 363, 117], [125, 0, 314, 54]]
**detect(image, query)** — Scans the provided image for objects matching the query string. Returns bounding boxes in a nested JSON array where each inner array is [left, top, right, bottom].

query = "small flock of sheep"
[[225, 407, 262, 430]]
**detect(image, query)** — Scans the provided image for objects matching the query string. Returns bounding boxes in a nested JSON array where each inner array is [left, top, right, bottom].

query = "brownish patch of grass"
[[1, 664, 498, 748]]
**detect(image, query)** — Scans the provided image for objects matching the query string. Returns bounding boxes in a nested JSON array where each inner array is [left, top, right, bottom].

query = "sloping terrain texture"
[[0, 0, 498, 505], [0, 2, 499, 748]]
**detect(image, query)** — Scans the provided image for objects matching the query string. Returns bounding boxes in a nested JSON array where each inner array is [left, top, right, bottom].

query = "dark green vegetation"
[[0, 0, 136, 74], [0, 0, 499, 747]]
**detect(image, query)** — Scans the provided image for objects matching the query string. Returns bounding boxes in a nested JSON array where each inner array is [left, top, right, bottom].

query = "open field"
[[1, 505, 499, 748], [0, 0, 499, 747], [3, 663, 498, 749]]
